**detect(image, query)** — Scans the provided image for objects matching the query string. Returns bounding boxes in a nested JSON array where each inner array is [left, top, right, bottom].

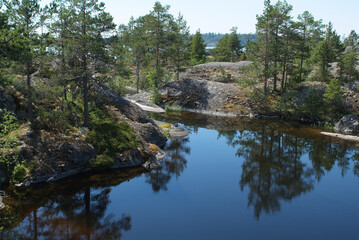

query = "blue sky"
[[40, 0, 358, 36]]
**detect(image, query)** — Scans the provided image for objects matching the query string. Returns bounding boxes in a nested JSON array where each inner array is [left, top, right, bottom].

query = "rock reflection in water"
[[0, 169, 144, 239], [145, 137, 190, 192]]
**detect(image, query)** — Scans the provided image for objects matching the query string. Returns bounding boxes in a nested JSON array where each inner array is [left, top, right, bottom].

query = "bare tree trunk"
[[82, 3, 90, 128], [27, 63, 34, 129], [136, 61, 140, 93]]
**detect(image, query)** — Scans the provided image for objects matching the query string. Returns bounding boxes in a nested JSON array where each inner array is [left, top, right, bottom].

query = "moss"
[[148, 143, 159, 154], [162, 129, 170, 137], [158, 124, 171, 129], [89, 154, 114, 170], [158, 123, 172, 137], [86, 108, 140, 156]]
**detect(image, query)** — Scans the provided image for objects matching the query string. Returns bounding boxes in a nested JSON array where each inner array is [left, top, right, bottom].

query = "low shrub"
[[86, 109, 140, 156], [12, 164, 27, 183], [89, 154, 114, 170]]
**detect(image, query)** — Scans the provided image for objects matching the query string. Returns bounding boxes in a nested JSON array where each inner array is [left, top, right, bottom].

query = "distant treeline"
[[201, 33, 257, 46]]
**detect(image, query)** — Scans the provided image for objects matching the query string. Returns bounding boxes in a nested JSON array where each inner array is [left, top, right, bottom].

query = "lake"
[[1, 113, 359, 240]]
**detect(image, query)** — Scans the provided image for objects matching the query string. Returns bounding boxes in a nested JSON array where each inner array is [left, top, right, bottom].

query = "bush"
[[151, 91, 161, 105], [214, 66, 232, 83], [302, 88, 324, 121], [89, 154, 114, 170], [86, 109, 140, 156], [0, 110, 19, 138], [38, 109, 72, 132], [12, 164, 27, 183]]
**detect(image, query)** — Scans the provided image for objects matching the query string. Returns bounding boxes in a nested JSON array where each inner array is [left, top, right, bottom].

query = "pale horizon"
[[40, 0, 359, 37]]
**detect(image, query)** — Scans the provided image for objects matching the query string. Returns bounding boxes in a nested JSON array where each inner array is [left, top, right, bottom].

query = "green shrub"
[[38, 108, 72, 132], [12, 164, 27, 183], [86, 109, 140, 156], [302, 88, 324, 120], [89, 154, 114, 170], [151, 91, 161, 105], [215, 66, 232, 83], [0, 72, 13, 86], [0, 110, 19, 138]]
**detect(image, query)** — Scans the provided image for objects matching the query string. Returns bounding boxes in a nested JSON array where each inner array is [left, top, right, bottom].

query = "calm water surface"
[[1, 114, 359, 240]]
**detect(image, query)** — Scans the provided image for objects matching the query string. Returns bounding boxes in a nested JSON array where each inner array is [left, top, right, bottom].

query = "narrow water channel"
[[1, 114, 359, 240]]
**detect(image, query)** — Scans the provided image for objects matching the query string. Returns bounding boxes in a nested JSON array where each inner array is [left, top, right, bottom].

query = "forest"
[[0, 0, 358, 184]]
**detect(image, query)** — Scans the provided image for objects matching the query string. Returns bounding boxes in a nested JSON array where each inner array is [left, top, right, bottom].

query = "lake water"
[[1, 114, 359, 240]]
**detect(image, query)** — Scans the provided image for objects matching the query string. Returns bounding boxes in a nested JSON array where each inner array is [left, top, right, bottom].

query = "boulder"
[[0, 86, 16, 116], [334, 115, 359, 134], [157, 78, 251, 116]]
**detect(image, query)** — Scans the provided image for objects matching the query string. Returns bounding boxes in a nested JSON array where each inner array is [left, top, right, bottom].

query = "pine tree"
[[323, 78, 343, 124], [340, 48, 358, 81], [119, 16, 148, 92], [268, 0, 292, 91], [296, 11, 324, 82], [343, 30, 358, 47], [145, 1, 173, 88], [190, 30, 206, 65], [212, 27, 242, 62], [253, 0, 273, 98], [312, 22, 343, 82], [62, 0, 115, 127], [48, 0, 72, 99], [167, 13, 190, 80], [5, 0, 42, 128]]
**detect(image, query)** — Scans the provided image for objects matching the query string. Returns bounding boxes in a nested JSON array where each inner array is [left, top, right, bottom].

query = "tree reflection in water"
[[145, 137, 191, 192], [0, 170, 140, 239], [218, 123, 357, 220]]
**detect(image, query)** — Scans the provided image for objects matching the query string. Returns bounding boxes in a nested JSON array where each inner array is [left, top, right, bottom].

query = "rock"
[[131, 122, 167, 148], [0, 86, 17, 116], [321, 132, 359, 142], [154, 120, 190, 138], [92, 83, 167, 148], [93, 83, 156, 124], [334, 115, 359, 134], [0, 169, 5, 183], [157, 78, 250, 116], [180, 61, 253, 82], [128, 100, 165, 113]]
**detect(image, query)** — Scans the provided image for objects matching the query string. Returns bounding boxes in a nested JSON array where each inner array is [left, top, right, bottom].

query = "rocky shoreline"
[[1, 83, 178, 188]]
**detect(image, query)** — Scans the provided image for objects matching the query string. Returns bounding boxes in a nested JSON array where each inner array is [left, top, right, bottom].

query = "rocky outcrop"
[[180, 61, 252, 82], [6, 83, 168, 187], [92, 83, 167, 148], [334, 114, 359, 134], [125, 91, 165, 113], [157, 78, 251, 116], [0, 86, 27, 120], [17, 127, 164, 186], [18, 129, 97, 185]]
